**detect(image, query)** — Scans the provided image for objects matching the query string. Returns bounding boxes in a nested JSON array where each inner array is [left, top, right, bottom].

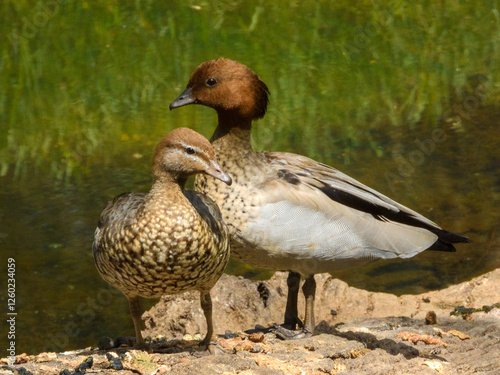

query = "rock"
[[0, 269, 499, 374], [143, 269, 500, 342], [423, 360, 444, 372], [14, 354, 28, 365], [105, 353, 123, 370], [114, 336, 135, 348], [425, 310, 438, 325], [97, 337, 114, 350], [74, 356, 93, 374], [34, 353, 57, 363], [249, 332, 265, 343], [448, 329, 471, 340], [396, 331, 449, 347]]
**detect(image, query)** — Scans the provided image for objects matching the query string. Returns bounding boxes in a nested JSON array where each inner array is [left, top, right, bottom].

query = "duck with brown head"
[[170, 58, 470, 339], [171, 58, 269, 129], [93, 127, 231, 348]]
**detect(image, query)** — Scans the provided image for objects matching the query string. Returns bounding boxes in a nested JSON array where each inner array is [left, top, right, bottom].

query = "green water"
[[1, 1, 499, 355]]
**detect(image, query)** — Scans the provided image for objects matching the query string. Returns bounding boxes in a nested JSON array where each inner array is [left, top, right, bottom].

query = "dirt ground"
[[2, 269, 499, 374]]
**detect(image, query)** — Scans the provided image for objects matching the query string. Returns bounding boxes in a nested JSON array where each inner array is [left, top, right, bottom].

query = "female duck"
[[93, 127, 232, 347], [170, 58, 470, 338]]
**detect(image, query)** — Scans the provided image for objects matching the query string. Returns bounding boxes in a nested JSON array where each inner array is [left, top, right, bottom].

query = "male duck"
[[170, 58, 470, 338], [93, 127, 232, 347]]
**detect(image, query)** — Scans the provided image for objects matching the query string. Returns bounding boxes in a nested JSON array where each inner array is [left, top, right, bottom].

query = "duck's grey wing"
[[93, 192, 147, 254], [242, 151, 468, 270], [267, 152, 469, 247], [96, 192, 147, 229], [183, 190, 226, 241]]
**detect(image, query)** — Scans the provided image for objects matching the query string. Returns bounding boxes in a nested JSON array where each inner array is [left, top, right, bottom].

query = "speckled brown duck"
[[93, 127, 232, 347], [169, 58, 471, 339]]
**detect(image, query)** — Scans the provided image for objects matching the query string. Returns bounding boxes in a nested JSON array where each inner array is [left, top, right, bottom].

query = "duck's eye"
[[186, 147, 195, 155], [206, 78, 217, 87]]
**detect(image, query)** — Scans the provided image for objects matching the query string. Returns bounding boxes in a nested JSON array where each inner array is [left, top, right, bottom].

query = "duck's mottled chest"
[[195, 150, 269, 261], [93, 195, 229, 297], [196, 156, 259, 228]]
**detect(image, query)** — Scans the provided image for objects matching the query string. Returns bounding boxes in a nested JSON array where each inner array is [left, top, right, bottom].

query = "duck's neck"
[[211, 113, 254, 157], [146, 174, 187, 208]]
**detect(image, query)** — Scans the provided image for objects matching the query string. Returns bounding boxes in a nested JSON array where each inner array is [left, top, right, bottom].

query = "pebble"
[[35, 352, 57, 363], [223, 330, 238, 339], [98, 337, 114, 350], [12, 353, 28, 364], [249, 332, 265, 343], [448, 329, 471, 340], [1, 367, 32, 375], [106, 353, 124, 370], [74, 356, 93, 374], [250, 345, 264, 353], [154, 366, 171, 375], [423, 360, 444, 372], [115, 336, 135, 347], [425, 311, 438, 325]]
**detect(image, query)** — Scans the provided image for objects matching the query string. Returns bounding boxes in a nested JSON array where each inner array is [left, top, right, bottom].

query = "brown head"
[[152, 127, 232, 185], [170, 58, 270, 122]]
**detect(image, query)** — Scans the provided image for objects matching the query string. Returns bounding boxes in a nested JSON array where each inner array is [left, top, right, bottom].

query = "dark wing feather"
[[264, 151, 470, 251], [183, 190, 224, 241]]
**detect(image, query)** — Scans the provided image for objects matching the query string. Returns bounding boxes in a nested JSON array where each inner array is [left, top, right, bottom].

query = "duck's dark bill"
[[170, 87, 196, 110]]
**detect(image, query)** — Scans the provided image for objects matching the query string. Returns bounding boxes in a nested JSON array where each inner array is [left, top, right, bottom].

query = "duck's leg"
[[275, 272, 314, 340], [302, 274, 316, 334], [127, 295, 145, 347], [283, 271, 302, 330], [200, 291, 214, 347]]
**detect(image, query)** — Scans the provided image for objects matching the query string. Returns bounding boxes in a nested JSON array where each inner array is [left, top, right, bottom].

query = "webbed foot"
[[273, 324, 312, 340]]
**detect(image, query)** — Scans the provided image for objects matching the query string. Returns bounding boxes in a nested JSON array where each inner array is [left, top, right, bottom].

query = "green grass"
[[1, 0, 500, 180]]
